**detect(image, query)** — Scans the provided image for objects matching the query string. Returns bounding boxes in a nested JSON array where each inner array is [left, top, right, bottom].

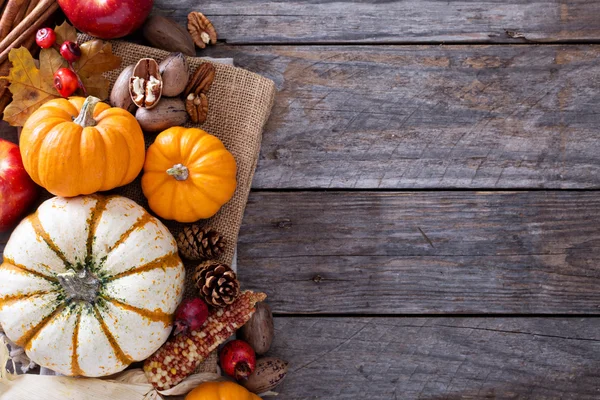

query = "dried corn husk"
[[0, 332, 36, 374], [0, 339, 222, 400], [110, 369, 224, 398]]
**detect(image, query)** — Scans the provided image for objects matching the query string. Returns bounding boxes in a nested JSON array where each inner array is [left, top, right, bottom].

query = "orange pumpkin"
[[142, 127, 237, 222], [20, 96, 145, 197], [185, 382, 261, 400]]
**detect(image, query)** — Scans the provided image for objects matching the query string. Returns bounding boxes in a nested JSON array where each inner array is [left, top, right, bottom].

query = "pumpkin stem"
[[166, 163, 189, 181], [57, 269, 100, 303], [73, 96, 101, 127]]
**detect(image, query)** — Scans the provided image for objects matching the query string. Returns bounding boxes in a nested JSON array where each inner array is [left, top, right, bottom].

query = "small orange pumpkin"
[[142, 127, 237, 222], [185, 382, 261, 400], [19, 96, 145, 197]]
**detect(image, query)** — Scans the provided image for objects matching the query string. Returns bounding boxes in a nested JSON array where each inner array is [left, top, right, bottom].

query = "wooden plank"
[[202, 44, 600, 189], [0, 122, 16, 143], [153, 1, 600, 44], [271, 317, 600, 399], [238, 191, 600, 314]]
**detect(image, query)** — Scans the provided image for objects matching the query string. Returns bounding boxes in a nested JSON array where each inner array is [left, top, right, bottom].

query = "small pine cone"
[[177, 225, 226, 261], [194, 262, 240, 307]]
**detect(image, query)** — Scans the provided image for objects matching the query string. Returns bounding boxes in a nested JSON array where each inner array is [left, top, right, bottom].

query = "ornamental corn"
[[143, 291, 266, 389]]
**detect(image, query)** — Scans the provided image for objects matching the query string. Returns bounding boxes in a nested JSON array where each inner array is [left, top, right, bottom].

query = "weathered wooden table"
[[4, 1, 600, 398]]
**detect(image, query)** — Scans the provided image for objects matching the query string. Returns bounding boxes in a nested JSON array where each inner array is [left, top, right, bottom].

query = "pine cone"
[[177, 225, 226, 261], [194, 262, 240, 308]]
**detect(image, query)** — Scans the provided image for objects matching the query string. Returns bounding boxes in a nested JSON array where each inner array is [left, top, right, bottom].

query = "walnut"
[[188, 12, 217, 49], [184, 63, 216, 97], [186, 93, 209, 124]]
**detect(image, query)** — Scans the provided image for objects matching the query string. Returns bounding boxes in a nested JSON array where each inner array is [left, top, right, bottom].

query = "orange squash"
[[20, 96, 145, 197], [185, 382, 261, 400], [142, 127, 237, 222]]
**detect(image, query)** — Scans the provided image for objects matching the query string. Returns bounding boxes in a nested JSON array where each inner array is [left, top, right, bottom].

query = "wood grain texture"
[[238, 191, 600, 314], [153, 0, 600, 44], [5, 44, 600, 189], [200, 44, 600, 189], [271, 317, 600, 399]]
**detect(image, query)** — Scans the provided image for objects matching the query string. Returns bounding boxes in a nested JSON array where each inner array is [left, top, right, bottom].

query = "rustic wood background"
[[3, 0, 600, 398]]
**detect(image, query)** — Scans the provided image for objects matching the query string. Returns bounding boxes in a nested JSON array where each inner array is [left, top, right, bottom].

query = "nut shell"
[[238, 302, 274, 355], [242, 357, 289, 394], [143, 16, 195, 56], [110, 65, 136, 113], [188, 12, 218, 49], [197, 93, 209, 123], [184, 63, 215, 97], [135, 97, 188, 132], [159, 53, 189, 97], [130, 58, 163, 109]]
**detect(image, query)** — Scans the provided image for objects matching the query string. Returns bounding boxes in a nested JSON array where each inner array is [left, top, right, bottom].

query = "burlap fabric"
[[78, 36, 277, 373]]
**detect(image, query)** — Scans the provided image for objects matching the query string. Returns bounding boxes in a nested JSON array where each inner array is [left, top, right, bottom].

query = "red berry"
[[172, 298, 209, 336], [53, 68, 79, 97], [59, 41, 81, 63], [219, 340, 256, 381], [36, 28, 56, 49]]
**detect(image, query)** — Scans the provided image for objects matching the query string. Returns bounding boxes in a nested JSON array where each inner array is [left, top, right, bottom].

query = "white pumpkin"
[[0, 195, 185, 377]]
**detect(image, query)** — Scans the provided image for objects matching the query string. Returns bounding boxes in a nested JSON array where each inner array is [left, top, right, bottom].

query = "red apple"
[[57, 0, 154, 39], [0, 139, 38, 232]]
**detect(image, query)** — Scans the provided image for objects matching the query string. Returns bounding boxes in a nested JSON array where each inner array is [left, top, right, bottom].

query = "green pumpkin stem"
[[73, 96, 101, 128], [167, 163, 189, 181]]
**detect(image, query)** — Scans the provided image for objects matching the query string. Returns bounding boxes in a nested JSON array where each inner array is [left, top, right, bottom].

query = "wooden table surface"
[[3, 1, 600, 398]]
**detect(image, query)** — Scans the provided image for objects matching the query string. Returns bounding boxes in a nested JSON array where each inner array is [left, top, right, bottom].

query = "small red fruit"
[[0, 139, 38, 232], [53, 68, 79, 97], [59, 41, 81, 63], [220, 340, 256, 381], [35, 28, 56, 49], [173, 298, 209, 336]]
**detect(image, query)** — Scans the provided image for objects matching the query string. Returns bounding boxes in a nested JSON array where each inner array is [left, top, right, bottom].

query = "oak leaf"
[[39, 48, 67, 84], [2, 22, 122, 126], [54, 21, 77, 45], [73, 40, 121, 100], [2, 47, 59, 126]]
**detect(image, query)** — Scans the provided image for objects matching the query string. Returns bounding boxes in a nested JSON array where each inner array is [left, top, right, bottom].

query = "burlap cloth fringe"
[[78, 36, 277, 373]]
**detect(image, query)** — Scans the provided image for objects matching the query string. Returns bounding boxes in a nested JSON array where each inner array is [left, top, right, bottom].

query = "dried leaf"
[[54, 21, 77, 45], [1, 22, 122, 126], [74, 40, 121, 99], [39, 48, 67, 84], [81, 74, 110, 99], [2, 47, 59, 126]]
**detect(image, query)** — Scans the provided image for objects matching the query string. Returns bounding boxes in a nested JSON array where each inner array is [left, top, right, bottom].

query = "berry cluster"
[[36, 28, 85, 98]]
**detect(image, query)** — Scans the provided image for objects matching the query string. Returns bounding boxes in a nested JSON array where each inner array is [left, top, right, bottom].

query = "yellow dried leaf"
[[74, 40, 121, 99], [2, 47, 59, 127], [1, 22, 122, 126], [81, 74, 111, 100], [39, 48, 67, 84], [54, 21, 77, 45]]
